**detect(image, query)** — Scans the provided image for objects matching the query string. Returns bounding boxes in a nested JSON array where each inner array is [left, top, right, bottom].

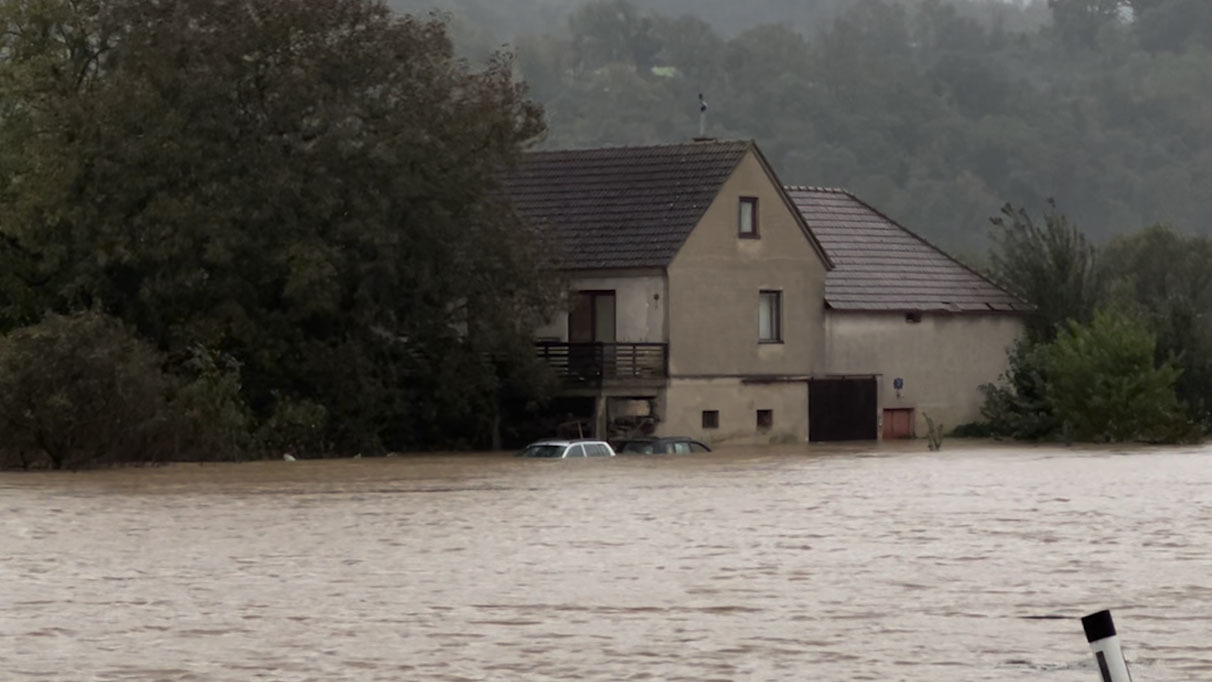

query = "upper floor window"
[[759, 290, 782, 343], [739, 197, 759, 238]]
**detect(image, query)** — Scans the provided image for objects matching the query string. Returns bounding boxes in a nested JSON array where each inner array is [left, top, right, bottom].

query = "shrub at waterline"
[[1046, 311, 1196, 443], [979, 338, 1060, 441], [0, 312, 175, 469], [980, 311, 1197, 444], [0, 312, 263, 469]]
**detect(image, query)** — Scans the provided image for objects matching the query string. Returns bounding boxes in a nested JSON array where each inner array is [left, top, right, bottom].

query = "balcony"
[[535, 342, 668, 387]]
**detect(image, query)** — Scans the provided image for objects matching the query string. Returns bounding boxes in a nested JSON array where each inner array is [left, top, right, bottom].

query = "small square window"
[[905, 312, 922, 324], [759, 290, 782, 343], [738, 197, 758, 238], [702, 410, 720, 429], [756, 409, 773, 430]]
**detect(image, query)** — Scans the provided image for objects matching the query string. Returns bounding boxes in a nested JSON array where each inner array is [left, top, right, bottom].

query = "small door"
[[883, 408, 915, 440]]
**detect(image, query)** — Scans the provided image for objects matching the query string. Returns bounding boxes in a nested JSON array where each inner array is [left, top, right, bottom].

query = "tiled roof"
[[785, 186, 1028, 313], [503, 141, 751, 269]]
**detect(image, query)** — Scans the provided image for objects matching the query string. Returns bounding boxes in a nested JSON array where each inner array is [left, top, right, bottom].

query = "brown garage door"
[[809, 378, 878, 442]]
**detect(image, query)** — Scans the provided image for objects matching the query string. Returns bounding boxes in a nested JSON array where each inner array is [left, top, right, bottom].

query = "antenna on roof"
[[694, 93, 713, 142]]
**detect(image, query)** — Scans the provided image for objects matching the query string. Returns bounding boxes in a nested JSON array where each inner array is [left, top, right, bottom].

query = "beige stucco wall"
[[661, 378, 808, 446], [534, 270, 667, 342], [666, 150, 828, 378], [825, 312, 1025, 434]]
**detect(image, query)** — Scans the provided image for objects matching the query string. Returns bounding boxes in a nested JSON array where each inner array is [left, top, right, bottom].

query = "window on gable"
[[739, 197, 758, 238], [759, 290, 782, 343]]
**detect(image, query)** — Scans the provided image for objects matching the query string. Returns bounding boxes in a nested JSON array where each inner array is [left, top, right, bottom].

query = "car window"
[[586, 444, 608, 457], [565, 444, 586, 458], [672, 442, 691, 454], [520, 444, 564, 458], [619, 441, 651, 454], [689, 442, 710, 453]]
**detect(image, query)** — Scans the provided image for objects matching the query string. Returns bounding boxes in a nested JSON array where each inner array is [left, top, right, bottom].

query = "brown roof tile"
[[785, 186, 1028, 313], [503, 141, 751, 269]]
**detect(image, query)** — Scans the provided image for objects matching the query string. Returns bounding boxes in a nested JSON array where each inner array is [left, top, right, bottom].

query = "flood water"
[[3, 443, 1211, 681]]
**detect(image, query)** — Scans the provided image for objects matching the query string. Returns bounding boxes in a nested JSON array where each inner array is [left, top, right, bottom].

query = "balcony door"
[[568, 291, 616, 343], [568, 291, 616, 382]]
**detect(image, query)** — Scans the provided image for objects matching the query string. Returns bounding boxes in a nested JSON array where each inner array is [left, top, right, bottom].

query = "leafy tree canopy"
[[0, 0, 557, 453]]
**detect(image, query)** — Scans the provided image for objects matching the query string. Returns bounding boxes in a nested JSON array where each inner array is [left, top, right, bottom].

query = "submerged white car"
[[517, 440, 616, 459]]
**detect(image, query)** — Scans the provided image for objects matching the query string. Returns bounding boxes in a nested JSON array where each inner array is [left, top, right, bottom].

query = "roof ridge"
[[525, 139, 752, 155], [783, 185, 852, 195]]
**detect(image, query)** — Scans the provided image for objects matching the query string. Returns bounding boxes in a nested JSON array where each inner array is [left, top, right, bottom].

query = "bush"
[[979, 337, 1060, 440], [979, 311, 1199, 444], [0, 311, 176, 469], [1046, 311, 1196, 443], [169, 345, 252, 461], [255, 397, 330, 458], [950, 422, 995, 438]]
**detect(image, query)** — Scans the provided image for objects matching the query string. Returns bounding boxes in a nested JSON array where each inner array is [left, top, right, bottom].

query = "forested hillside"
[[390, 0, 1212, 254]]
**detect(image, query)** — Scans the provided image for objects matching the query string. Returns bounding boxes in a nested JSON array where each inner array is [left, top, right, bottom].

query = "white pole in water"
[[1081, 610, 1133, 682]]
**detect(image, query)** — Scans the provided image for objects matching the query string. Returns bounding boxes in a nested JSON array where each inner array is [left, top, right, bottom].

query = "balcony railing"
[[536, 342, 668, 386]]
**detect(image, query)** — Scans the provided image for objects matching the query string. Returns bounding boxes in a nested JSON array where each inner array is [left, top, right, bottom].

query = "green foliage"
[[255, 397, 330, 458], [989, 201, 1102, 342], [980, 337, 1064, 441], [980, 311, 1196, 444], [170, 346, 251, 461], [1046, 311, 1194, 443], [0, 311, 175, 469], [1100, 225, 1212, 429], [949, 421, 995, 438], [0, 0, 558, 455]]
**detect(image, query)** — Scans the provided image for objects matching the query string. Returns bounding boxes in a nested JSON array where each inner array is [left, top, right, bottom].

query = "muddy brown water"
[[3, 443, 1211, 681]]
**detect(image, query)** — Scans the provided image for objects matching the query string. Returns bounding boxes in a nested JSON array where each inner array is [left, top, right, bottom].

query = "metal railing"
[[535, 342, 668, 386]]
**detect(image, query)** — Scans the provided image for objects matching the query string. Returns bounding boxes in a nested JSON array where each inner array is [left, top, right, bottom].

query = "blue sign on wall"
[[893, 377, 904, 390]]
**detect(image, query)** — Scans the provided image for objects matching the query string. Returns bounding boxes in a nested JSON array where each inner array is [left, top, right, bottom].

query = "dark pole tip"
[[1082, 610, 1117, 643]]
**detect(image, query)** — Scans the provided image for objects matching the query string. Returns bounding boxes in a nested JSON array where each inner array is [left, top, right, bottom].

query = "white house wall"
[[534, 272, 667, 342], [825, 312, 1024, 434]]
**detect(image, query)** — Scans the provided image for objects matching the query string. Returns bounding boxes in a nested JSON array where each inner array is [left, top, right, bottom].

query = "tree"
[[1048, 0, 1127, 48], [0, 0, 558, 453], [988, 201, 1102, 342], [568, 0, 659, 74], [1100, 224, 1212, 429]]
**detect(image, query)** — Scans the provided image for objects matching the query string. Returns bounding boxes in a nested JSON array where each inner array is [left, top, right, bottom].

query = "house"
[[504, 139, 1027, 445], [504, 140, 833, 445], [786, 186, 1029, 439]]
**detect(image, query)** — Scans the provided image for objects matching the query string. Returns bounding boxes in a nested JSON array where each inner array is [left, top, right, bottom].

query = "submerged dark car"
[[615, 437, 711, 455]]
